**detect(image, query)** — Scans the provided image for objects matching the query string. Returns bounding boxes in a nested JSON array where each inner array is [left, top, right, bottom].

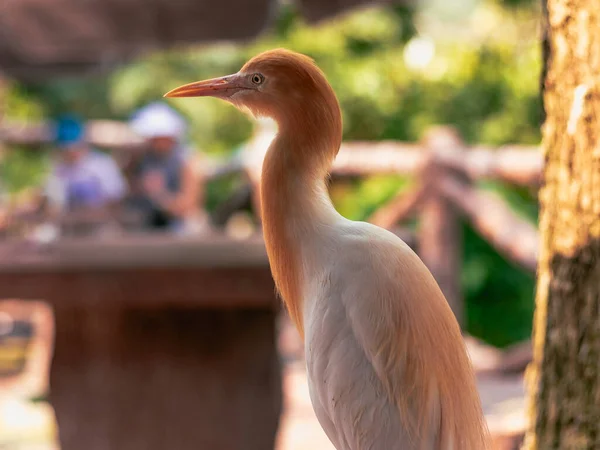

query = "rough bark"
[[523, 1, 600, 448], [540, 0, 550, 125]]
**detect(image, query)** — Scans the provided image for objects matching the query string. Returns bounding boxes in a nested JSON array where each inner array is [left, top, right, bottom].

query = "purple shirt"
[[46, 150, 126, 210]]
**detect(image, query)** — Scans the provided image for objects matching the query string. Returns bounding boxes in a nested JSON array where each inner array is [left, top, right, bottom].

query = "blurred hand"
[[141, 171, 166, 197]]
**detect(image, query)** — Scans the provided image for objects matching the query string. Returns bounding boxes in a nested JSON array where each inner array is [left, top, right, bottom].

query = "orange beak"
[[163, 74, 246, 99]]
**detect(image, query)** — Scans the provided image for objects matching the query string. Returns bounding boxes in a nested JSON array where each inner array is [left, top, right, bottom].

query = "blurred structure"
[[203, 124, 542, 328], [0, 0, 384, 82], [0, 235, 282, 450]]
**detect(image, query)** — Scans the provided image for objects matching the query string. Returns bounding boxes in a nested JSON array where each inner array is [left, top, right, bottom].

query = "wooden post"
[[418, 127, 466, 328], [49, 305, 281, 450]]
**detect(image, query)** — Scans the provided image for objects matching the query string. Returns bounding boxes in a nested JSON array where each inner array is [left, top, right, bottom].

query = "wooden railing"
[[219, 123, 541, 328], [0, 119, 542, 328]]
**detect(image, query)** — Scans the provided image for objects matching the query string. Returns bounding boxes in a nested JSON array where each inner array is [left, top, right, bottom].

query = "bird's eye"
[[251, 73, 265, 85]]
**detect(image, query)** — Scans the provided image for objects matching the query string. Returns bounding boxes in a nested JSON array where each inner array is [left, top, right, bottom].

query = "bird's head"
[[164, 48, 341, 130]]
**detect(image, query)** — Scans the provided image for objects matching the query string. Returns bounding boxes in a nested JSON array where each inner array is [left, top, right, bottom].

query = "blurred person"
[[43, 115, 127, 234], [127, 102, 207, 234]]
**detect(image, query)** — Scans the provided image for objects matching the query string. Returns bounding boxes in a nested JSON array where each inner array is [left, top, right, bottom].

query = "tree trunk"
[[539, 0, 550, 125], [523, 1, 600, 449]]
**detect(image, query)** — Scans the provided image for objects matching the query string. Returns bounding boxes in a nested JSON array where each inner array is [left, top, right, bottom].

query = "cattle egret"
[[165, 48, 489, 450]]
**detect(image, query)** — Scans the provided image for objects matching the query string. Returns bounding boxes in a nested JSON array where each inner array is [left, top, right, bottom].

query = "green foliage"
[[1, 148, 50, 194], [3, 81, 48, 120], [2, 0, 542, 346], [330, 175, 413, 221], [5, 0, 542, 151], [463, 224, 536, 347]]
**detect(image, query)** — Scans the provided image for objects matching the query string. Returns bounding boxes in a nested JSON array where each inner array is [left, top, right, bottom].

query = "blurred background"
[[0, 0, 541, 449]]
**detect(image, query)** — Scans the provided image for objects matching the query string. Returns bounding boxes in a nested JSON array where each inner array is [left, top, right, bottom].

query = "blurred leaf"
[[2, 148, 50, 194]]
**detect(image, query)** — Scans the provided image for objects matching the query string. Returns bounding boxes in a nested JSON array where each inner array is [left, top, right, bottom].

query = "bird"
[[165, 48, 489, 450]]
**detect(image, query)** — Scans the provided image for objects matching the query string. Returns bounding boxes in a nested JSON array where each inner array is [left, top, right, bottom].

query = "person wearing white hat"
[[127, 102, 206, 234]]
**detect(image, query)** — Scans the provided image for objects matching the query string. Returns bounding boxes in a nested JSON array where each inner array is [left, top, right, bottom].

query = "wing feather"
[[330, 227, 489, 450]]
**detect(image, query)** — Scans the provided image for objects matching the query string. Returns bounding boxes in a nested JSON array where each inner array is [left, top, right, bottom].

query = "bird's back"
[[303, 220, 489, 450]]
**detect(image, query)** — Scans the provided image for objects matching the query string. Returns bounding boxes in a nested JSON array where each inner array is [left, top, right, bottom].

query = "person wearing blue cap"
[[44, 115, 127, 230]]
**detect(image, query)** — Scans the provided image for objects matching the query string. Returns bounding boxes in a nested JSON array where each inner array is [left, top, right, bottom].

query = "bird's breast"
[[302, 278, 415, 450]]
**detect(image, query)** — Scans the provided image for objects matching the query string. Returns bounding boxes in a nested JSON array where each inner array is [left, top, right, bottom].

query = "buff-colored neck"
[[260, 107, 342, 339]]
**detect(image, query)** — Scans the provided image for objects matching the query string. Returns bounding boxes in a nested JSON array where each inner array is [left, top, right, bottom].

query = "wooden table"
[[0, 233, 282, 450]]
